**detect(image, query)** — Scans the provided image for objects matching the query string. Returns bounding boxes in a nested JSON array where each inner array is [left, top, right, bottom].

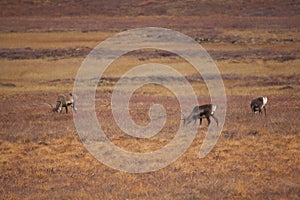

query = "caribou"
[[250, 96, 267, 116], [182, 104, 218, 126], [47, 93, 77, 113]]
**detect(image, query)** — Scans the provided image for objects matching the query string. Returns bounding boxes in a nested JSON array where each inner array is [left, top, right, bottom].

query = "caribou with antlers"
[[47, 93, 77, 113]]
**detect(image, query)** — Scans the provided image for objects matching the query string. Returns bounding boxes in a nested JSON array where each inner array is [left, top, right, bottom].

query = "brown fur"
[[52, 93, 77, 113], [182, 104, 218, 126]]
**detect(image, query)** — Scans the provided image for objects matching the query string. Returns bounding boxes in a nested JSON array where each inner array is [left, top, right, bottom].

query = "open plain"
[[0, 1, 299, 199]]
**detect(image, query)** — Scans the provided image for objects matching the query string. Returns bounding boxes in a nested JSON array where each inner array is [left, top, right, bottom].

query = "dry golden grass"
[[0, 28, 299, 199], [0, 31, 113, 49]]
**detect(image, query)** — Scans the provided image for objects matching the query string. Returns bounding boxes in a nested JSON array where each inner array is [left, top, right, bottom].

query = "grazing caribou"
[[182, 104, 218, 126], [48, 93, 77, 113], [250, 96, 267, 116]]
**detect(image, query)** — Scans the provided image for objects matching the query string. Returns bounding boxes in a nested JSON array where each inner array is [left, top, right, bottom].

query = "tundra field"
[[0, 1, 300, 199]]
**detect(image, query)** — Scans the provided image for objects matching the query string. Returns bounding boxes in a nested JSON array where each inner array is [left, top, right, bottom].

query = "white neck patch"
[[262, 97, 268, 107]]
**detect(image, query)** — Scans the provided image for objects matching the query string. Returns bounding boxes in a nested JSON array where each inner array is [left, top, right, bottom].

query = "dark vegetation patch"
[[209, 49, 300, 62], [196, 36, 300, 45], [232, 74, 300, 87], [0, 82, 16, 87], [0, 1, 299, 34], [222, 130, 238, 139], [0, 47, 91, 60], [1, 48, 299, 62], [43, 78, 74, 86], [278, 85, 294, 90], [247, 130, 260, 136], [0, 0, 298, 17]]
